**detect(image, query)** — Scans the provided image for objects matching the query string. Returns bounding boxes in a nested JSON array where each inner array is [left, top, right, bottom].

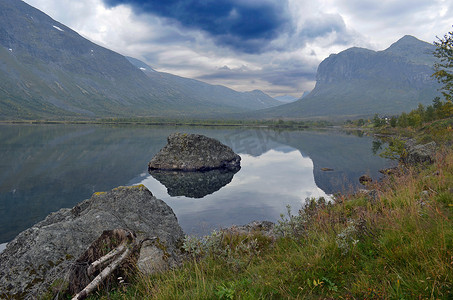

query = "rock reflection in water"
[[148, 168, 240, 198]]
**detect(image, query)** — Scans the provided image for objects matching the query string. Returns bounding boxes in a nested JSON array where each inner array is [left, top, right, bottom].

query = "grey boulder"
[[404, 139, 436, 164], [148, 133, 241, 172], [0, 185, 184, 299]]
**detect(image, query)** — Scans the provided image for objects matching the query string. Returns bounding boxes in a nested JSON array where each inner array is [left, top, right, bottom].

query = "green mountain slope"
[[126, 57, 280, 112], [0, 0, 280, 120], [248, 35, 441, 119]]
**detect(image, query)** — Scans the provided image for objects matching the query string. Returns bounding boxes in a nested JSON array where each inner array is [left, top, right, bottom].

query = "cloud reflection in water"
[[139, 148, 329, 235]]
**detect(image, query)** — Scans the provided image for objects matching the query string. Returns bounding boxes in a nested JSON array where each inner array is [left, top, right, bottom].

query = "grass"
[[87, 128, 453, 299]]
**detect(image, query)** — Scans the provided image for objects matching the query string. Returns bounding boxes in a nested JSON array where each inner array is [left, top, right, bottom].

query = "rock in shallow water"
[[148, 133, 241, 171], [0, 185, 184, 299]]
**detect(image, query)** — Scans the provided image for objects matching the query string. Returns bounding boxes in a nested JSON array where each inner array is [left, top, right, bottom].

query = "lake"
[[0, 124, 391, 245]]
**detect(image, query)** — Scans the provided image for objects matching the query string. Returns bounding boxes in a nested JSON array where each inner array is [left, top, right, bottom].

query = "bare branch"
[[87, 242, 127, 276]]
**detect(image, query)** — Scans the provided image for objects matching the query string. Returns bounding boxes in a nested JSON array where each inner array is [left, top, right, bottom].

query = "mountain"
[[0, 0, 280, 120], [251, 35, 441, 119], [126, 57, 280, 112]]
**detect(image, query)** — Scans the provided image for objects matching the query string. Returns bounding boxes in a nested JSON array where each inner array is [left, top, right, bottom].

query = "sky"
[[23, 0, 453, 98]]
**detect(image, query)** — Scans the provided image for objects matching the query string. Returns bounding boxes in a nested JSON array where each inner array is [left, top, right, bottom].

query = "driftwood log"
[[68, 229, 149, 300]]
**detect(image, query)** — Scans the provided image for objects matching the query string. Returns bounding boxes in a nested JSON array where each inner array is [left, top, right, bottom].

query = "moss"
[[112, 184, 146, 191], [153, 237, 171, 261], [39, 279, 69, 300]]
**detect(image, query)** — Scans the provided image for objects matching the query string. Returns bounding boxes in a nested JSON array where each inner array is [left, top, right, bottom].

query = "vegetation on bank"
[[344, 97, 453, 131], [81, 113, 452, 299]]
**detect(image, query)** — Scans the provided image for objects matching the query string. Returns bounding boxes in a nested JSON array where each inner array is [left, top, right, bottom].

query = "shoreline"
[[0, 118, 333, 129]]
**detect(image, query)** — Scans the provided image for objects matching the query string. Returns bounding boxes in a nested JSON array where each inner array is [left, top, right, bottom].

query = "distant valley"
[[0, 0, 442, 121], [274, 95, 298, 103], [0, 0, 280, 120]]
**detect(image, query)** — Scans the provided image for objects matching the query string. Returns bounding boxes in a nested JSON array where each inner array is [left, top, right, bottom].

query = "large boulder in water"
[[148, 133, 241, 171], [0, 185, 184, 299]]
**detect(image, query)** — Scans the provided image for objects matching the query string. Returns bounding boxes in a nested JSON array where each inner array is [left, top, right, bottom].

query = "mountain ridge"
[[246, 35, 441, 119], [0, 0, 280, 120]]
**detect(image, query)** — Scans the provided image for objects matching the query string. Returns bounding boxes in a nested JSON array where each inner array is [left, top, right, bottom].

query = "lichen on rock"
[[403, 139, 436, 165]]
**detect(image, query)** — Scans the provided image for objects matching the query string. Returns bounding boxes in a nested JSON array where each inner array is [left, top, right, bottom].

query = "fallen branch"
[[87, 242, 127, 276], [68, 229, 137, 299], [72, 242, 134, 300]]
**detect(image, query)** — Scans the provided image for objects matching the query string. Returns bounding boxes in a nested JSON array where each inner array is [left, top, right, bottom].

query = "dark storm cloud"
[[103, 0, 290, 53]]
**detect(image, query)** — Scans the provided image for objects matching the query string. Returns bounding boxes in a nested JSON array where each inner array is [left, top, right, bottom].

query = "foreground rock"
[[0, 185, 184, 299], [148, 133, 241, 171]]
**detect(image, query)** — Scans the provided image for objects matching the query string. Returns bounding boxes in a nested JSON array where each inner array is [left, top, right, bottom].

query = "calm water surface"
[[0, 124, 391, 244]]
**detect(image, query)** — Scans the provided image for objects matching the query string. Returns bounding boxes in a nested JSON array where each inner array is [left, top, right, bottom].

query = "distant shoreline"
[[0, 118, 332, 129]]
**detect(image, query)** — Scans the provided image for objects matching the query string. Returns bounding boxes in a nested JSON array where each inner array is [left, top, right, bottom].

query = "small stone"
[[359, 175, 372, 185], [222, 221, 277, 240], [379, 166, 398, 175], [420, 190, 429, 199]]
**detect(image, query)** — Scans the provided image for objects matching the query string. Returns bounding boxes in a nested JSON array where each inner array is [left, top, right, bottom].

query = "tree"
[[433, 27, 453, 101], [390, 116, 398, 127], [425, 105, 435, 122], [416, 103, 426, 122], [407, 110, 422, 127], [440, 100, 453, 118], [373, 114, 384, 127], [398, 112, 408, 127]]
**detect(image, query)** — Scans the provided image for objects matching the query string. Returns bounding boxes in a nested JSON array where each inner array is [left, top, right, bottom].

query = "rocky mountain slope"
[[0, 0, 280, 120], [249, 35, 441, 119]]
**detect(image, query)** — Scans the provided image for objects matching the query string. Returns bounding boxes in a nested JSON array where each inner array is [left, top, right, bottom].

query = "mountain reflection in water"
[[0, 125, 391, 242]]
